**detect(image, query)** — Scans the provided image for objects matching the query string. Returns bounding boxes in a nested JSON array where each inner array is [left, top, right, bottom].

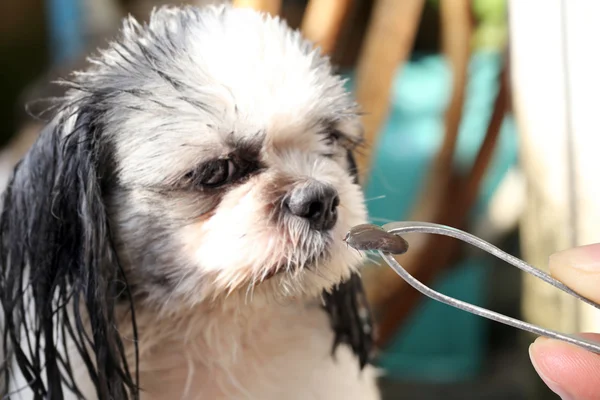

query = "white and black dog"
[[0, 5, 380, 399]]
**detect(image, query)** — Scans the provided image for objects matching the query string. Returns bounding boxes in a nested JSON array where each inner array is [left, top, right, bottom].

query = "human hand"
[[529, 244, 600, 400]]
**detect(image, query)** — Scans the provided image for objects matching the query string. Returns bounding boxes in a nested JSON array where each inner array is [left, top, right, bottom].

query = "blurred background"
[[1, 0, 599, 398]]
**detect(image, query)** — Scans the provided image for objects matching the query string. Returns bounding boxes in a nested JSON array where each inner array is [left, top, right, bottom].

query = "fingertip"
[[548, 244, 600, 304], [529, 336, 600, 400], [549, 243, 600, 273]]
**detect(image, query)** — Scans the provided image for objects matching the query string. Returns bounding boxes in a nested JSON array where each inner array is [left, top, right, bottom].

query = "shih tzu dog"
[[0, 4, 380, 399]]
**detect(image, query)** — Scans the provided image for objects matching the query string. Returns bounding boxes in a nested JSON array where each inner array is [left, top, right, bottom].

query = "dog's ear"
[[0, 101, 138, 399], [322, 149, 375, 369]]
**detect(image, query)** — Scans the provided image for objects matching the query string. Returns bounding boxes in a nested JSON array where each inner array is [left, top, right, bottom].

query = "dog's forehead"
[[107, 6, 352, 122], [171, 6, 352, 127], [94, 6, 359, 184]]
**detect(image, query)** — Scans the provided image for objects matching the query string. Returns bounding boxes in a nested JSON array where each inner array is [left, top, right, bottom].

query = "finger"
[[530, 334, 600, 400], [549, 243, 600, 304]]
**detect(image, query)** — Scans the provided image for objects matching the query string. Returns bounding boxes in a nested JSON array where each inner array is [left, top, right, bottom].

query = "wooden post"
[[232, 0, 281, 16], [353, 0, 425, 184], [301, 0, 352, 55]]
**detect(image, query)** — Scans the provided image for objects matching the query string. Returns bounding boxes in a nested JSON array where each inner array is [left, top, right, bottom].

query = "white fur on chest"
[[135, 301, 380, 400]]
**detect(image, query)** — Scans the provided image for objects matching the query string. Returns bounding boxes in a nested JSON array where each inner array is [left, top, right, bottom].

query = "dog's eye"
[[323, 130, 341, 147], [190, 159, 237, 188], [320, 129, 344, 158], [322, 129, 361, 153]]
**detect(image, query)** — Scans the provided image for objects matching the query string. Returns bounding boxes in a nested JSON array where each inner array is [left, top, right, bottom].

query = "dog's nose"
[[285, 182, 340, 231]]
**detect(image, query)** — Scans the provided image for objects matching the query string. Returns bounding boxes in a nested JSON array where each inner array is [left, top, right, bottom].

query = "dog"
[[0, 5, 380, 399]]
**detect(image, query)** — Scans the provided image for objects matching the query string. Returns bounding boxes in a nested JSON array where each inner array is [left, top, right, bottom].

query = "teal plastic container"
[[344, 51, 518, 381]]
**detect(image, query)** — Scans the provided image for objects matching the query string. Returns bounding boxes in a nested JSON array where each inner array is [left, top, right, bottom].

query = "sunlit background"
[[1, 0, 599, 398]]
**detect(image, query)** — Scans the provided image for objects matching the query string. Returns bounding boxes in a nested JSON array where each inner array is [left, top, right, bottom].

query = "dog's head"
[[80, 5, 367, 306], [0, 5, 372, 399]]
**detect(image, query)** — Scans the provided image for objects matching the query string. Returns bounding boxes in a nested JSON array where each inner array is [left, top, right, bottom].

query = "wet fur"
[[0, 5, 378, 399]]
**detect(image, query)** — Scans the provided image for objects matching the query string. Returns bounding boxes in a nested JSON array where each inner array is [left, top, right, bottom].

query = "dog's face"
[[72, 6, 370, 307]]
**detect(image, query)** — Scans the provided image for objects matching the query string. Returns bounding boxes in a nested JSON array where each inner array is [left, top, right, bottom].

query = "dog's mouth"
[[261, 250, 327, 282], [256, 228, 338, 283]]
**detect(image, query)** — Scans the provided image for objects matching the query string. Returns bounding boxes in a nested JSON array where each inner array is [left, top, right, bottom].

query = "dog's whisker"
[[363, 195, 386, 203]]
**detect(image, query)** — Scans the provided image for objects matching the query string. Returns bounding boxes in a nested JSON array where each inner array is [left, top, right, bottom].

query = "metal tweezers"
[[346, 221, 600, 354]]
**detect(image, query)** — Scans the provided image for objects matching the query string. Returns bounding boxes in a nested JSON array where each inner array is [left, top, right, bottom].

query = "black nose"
[[285, 182, 340, 231]]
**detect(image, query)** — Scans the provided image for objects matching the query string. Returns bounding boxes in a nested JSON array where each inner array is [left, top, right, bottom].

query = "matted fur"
[[0, 5, 379, 399]]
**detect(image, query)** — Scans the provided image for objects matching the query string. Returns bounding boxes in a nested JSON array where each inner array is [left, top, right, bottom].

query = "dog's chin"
[[261, 251, 326, 281]]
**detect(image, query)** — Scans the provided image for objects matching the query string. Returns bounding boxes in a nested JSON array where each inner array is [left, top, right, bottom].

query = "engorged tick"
[[343, 224, 409, 255]]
